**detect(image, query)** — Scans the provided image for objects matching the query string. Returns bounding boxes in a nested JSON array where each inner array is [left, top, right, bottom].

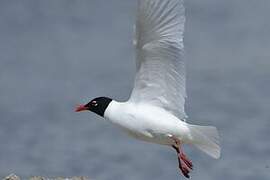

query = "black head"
[[75, 97, 112, 117]]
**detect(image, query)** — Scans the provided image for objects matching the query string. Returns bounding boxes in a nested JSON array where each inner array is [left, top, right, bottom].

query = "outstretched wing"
[[130, 0, 187, 119]]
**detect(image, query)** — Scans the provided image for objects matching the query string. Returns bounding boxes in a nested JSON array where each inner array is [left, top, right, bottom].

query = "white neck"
[[104, 100, 124, 121]]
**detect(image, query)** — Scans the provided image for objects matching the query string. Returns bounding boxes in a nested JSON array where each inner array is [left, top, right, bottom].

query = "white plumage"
[[76, 0, 221, 178], [130, 0, 187, 119], [105, 0, 220, 162]]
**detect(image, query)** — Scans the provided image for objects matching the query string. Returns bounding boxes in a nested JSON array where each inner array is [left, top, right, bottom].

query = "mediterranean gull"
[[76, 0, 221, 178]]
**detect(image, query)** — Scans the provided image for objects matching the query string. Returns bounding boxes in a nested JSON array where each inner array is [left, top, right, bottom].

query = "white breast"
[[104, 100, 191, 145]]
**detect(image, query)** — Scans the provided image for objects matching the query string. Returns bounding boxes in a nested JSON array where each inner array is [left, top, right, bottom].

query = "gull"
[[76, 0, 220, 178]]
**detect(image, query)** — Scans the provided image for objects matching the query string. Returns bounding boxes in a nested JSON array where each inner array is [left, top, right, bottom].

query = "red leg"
[[171, 138, 193, 178]]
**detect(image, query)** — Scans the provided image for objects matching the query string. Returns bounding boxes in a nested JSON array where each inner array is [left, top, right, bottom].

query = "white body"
[[105, 101, 192, 145], [105, 100, 220, 159], [103, 0, 221, 159]]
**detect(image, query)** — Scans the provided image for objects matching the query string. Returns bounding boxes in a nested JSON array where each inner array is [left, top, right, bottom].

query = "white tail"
[[188, 124, 221, 159]]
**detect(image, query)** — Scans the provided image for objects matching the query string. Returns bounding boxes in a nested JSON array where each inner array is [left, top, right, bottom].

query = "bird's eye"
[[92, 101, 98, 106]]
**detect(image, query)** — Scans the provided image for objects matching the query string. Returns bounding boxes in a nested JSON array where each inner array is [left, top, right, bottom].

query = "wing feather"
[[130, 0, 187, 119]]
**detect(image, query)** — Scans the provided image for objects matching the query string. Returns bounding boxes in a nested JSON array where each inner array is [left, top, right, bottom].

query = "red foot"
[[171, 139, 193, 179], [177, 153, 192, 178], [179, 159, 190, 178], [180, 153, 193, 170]]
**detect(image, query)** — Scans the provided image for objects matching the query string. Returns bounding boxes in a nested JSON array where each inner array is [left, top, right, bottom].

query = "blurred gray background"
[[0, 0, 269, 179]]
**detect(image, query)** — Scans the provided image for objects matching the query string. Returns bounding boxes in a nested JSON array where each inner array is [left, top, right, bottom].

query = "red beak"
[[75, 104, 88, 112]]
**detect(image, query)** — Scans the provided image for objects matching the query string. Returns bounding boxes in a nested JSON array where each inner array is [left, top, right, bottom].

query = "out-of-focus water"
[[0, 0, 269, 179]]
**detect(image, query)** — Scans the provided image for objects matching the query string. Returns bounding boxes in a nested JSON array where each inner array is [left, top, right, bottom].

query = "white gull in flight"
[[76, 0, 221, 178]]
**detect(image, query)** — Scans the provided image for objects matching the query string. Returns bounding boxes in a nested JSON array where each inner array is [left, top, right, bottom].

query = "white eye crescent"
[[92, 101, 98, 106]]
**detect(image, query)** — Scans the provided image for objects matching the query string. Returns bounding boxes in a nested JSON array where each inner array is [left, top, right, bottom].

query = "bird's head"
[[75, 97, 112, 117]]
